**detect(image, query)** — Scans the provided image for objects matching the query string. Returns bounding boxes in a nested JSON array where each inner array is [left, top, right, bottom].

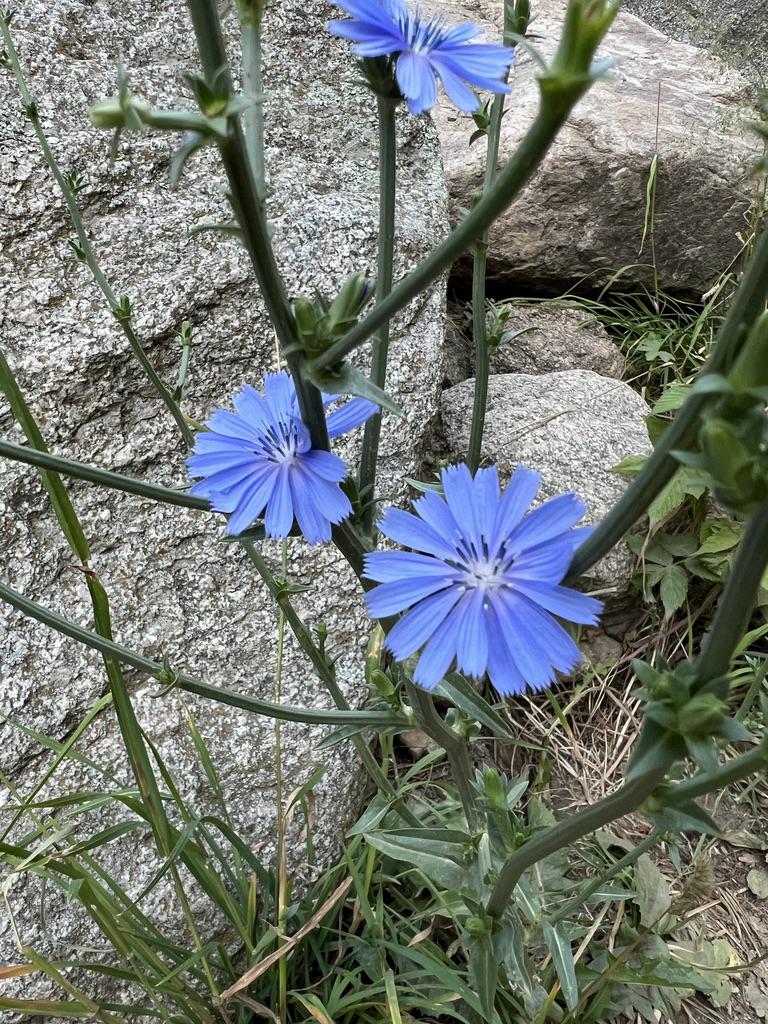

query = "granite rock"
[[434, 0, 760, 295], [0, 0, 447, 1005]]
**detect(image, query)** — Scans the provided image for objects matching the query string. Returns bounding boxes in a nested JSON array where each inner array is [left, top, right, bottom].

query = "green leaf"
[[612, 454, 648, 476], [363, 828, 471, 889], [696, 520, 742, 554], [435, 673, 542, 749], [651, 382, 691, 415], [468, 932, 498, 1021], [542, 920, 579, 1010], [659, 564, 689, 618], [306, 361, 402, 416], [633, 854, 671, 927]]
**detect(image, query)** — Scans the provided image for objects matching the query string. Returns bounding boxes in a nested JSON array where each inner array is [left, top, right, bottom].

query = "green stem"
[[662, 736, 768, 805], [241, 542, 419, 825], [0, 438, 209, 511], [239, 13, 267, 201], [184, 0, 329, 451], [0, 578, 403, 730], [407, 681, 480, 831], [467, 89, 507, 474], [693, 496, 768, 684], [549, 828, 661, 925], [308, 87, 589, 373], [567, 225, 768, 583], [486, 760, 671, 920], [359, 96, 398, 536], [0, 18, 194, 449]]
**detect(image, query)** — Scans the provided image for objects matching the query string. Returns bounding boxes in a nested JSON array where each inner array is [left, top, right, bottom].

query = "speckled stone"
[[0, 0, 447, 1004]]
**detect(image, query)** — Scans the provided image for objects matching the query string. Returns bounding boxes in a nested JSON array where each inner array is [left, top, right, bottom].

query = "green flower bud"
[[678, 693, 728, 738], [89, 98, 126, 129]]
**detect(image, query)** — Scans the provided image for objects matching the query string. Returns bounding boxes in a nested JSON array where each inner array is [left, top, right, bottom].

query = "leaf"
[[659, 564, 689, 618], [435, 673, 541, 748], [633, 854, 671, 927], [306, 362, 402, 416], [542, 920, 579, 1010], [363, 828, 471, 889], [612, 454, 648, 476], [696, 521, 742, 554], [651, 382, 691, 415], [747, 868, 768, 899]]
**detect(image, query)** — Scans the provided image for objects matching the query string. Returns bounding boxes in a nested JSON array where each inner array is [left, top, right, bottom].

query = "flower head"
[[328, 0, 514, 115], [364, 464, 603, 695], [187, 372, 375, 542]]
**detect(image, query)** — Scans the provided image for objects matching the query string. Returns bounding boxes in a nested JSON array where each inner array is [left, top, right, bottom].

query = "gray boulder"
[[622, 0, 768, 84], [0, 0, 447, 1004], [434, 0, 761, 295], [439, 370, 653, 595]]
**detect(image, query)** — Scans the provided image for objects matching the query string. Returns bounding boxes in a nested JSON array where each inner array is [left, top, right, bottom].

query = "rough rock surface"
[[443, 302, 625, 385], [434, 0, 760, 295], [439, 370, 652, 594], [622, 0, 768, 83], [0, 0, 447, 1005]]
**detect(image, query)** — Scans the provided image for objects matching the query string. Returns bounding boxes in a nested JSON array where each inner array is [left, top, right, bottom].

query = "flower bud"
[[678, 693, 727, 738]]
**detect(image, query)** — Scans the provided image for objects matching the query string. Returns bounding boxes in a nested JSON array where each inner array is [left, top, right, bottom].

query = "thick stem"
[[309, 89, 585, 373], [240, 16, 267, 202], [693, 496, 768, 684], [359, 96, 398, 536], [185, 0, 329, 451], [486, 760, 671, 920], [468, 91, 506, 474], [407, 682, 481, 831], [567, 226, 768, 583]]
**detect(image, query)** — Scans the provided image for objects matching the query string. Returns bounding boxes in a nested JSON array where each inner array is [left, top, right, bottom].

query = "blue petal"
[[206, 409, 262, 443], [301, 470, 353, 523], [509, 493, 587, 551], [396, 52, 437, 113], [413, 610, 459, 688], [264, 467, 295, 538], [413, 489, 461, 547], [263, 372, 295, 418], [434, 45, 514, 86], [363, 550, 456, 583], [190, 431, 254, 454], [232, 385, 272, 431], [472, 466, 500, 542], [384, 587, 462, 661], [453, 588, 489, 679], [377, 506, 458, 561], [484, 603, 529, 696], [491, 589, 557, 690], [430, 58, 479, 112], [366, 574, 452, 618], [186, 450, 256, 476], [326, 397, 377, 438], [438, 22, 481, 45], [301, 448, 348, 482], [442, 464, 483, 552], [289, 469, 345, 544], [513, 580, 602, 625], [188, 460, 259, 495], [489, 467, 540, 555], [225, 470, 279, 535], [508, 528, 592, 585], [507, 591, 583, 675]]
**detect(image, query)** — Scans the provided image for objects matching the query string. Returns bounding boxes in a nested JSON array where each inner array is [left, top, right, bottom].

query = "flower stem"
[[308, 85, 590, 374], [359, 96, 398, 536], [0, 578, 403, 729], [566, 224, 768, 583], [184, 0, 329, 451], [467, 91, 507, 473], [485, 760, 671, 920], [663, 736, 768, 805], [237, 4, 267, 201], [406, 681, 481, 831], [693, 496, 768, 685], [0, 18, 193, 448]]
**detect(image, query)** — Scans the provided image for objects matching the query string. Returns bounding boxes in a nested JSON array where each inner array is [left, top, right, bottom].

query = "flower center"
[[259, 416, 310, 465], [462, 556, 504, 590]]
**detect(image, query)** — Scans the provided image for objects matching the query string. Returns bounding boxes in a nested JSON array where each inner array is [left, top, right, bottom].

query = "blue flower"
[[328, 0, 514, 115], [364, 464, 603, 695], [187, 372, 375, 542]]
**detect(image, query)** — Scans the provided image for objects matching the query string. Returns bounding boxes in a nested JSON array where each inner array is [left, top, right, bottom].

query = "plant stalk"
[[359, 96, 398, 536]]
